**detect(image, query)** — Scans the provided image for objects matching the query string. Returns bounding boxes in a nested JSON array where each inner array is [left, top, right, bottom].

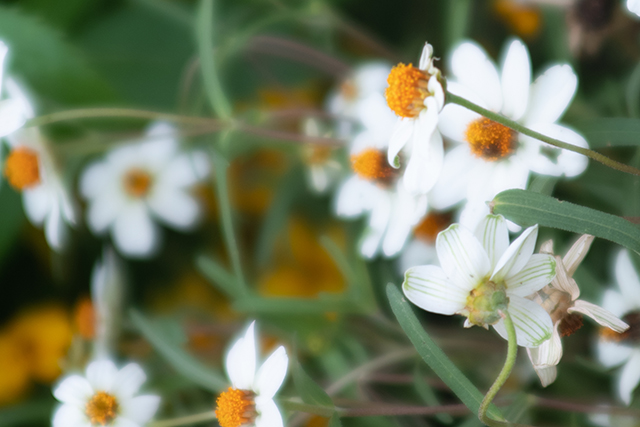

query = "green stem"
[[446, 92, 640, 177], [148, 411, 217, 427], [478, 310, 517, 427], [279, 399, 336, 418]]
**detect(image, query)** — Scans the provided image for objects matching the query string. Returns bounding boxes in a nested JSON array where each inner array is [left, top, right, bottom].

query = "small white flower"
[[91, 248, 124, 360], [300, 119, 342, 194], [3, 79, 76, 250], [627, 0, 640, 17], [385, 42, 445, 194], [527, 236, 628, 387], [432, 39, 588, 230], [403, 214, 556, 347], [52, 359, 160, 427], [79, 122, 210, 258], [216, 322, 288, 427], [597, 250, 640, 405]]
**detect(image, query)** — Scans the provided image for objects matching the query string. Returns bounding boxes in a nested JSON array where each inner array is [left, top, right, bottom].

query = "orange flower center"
[[413, 212, 452, 243], [340, 80, 357, 101], [123, 168, 152, 198], [4, 147, 40, 190], [215, 387, 256, 427], [600, 311, 640, 343], [350, 149, 396, 183], [465, 118, 516, 161], [385, 63, 430, 118], [86, 392, 119, 426], [304, 146, 333, 166]]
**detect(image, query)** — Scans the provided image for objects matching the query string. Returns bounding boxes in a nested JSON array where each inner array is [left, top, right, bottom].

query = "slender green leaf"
[[413, 364, 453, 424], [130, 309, 227, 392], [574, 118, 640, 148], [292, 362, 335, 409], [196, 254, 241, 299], [492, 189, 640, 255], [196, 0, 232, 118], [328, 412, 342, 427], [386, 284, 504, 421]]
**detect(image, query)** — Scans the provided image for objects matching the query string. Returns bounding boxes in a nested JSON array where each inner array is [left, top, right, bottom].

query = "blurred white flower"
[[216, 322, 288, 427], [79, 122, 209, 258], [0, 41, 28, 138], [432, 39, 588, 231], [627, 0, 640, 17], [403, 214, 556, 347], [527, 236, 628, 387], [3, 79, 76, 250], [397, 211, 451, 274], [300, 119, 342, 194], [91, 248, 124, 360], [597, 250, 640, 405], [385, 42, 445, 194], [335, 125, 427, 258], [52, 359, 160, 427]]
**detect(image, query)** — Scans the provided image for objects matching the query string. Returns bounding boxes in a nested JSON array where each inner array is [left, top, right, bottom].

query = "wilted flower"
[[216, 322, 288, 427], [527, 235, 628, 387], [432, 39, 588, 230], [385, 42, 445, 194], [403, 214, 556, 347], [52, 359, 160, 427], [597, 250, 640, 405], [79, 122, 209, 258]]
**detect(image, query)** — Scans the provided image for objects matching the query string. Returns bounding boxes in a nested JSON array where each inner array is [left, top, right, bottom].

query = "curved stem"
[[446, 92, 640, 177], [478, 310, 518, 427], [148, 411, 217, 427]]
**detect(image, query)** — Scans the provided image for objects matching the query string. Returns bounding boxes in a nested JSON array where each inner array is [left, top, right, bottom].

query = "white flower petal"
[[568, 300, 629, 333], [617, 351, 640, 405], [520, 123, 589, 177], [254, 346, 288, 399], [437, 91, 482, 143], [387, 120, 413, 167], [533, 365, 557, 388], [525, 64, 577, 126], [505, 254, 556, 297], [112, 204, 159, 258], [382, 192, 427, 257], [53, 376, 94, 406], [111, 417, 139, 427], [500, 39, 531, 121], [459, 200, 491, 233], [86, 360, 118, 392], [436, 224, 491, 290], [360, 192, 392, 258], [628, 0, 640, 16], [403, 265, 470, 315], [614, 251, 640, 305], [113, 363, 146, 399], [119, 395, 161, 425], [552, 259, 580, 298], [255, 398, 284, 427], [0, 98, 27, 137], [418, 43, 434, 70], [491, 225, 539, 283], [148, 190, 200, 230], [601, 289, 630, 318], [398, 240, 438, 274], [474, 214, 509, 270], [23, 185, 51, 225], [45, 198, 66, 250], [226, 322, 257, 390], [528, 322, 563, 367], [403, 113, 443, 194], [598, 340, 634, 368], [429, 145, 473, 210], [52, 404, 90, 427], [335, 177, 378, 218], [80, 162, 110, 199], [156, 152, 210, 189], [87, 190, 127, 234], [493, 295, 552, 347], [563, 235, 594, 277], [450, 41, 503, 112]]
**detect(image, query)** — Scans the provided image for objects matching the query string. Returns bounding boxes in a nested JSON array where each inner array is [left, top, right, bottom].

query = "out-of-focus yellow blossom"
[[0, 333, 30, 405], [258, 217, 345, 297], [494, 0, 542, 38], [73, 296, 95, 340]]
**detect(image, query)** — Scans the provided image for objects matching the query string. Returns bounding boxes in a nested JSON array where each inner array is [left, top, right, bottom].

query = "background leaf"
[[292, 361, 335, 409]]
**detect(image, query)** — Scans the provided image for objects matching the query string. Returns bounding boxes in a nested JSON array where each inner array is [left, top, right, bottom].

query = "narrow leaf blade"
[[292, 362, 334, 409]]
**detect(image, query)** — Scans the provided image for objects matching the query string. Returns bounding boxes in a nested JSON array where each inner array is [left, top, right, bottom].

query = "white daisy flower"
[[79, 122, 210, 258], [397, 211, 451, 274], [216, 322, 288, 427], [597, 250, 640, 405], [527, 235, 628, 387], [385, 42, 445, 194], [0, 41, 28, 139], [300, 118, 342, 194], [335, 125, 427, 259], [52, 359, 160, 427], [91, 248, 124, 360], [431, 39, 588, 230], [403, 214, 556, 347], [3, 79, 76, 250]]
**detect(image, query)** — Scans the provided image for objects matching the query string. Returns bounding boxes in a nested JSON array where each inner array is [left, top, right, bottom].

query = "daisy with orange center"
[[385, 42, 445, 195], [432, 39, 589, 231], [216, 322, 288, 427], [52, 360, 160, 427]]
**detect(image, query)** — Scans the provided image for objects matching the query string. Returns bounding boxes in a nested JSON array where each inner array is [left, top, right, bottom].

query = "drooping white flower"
[[432, 39, 588, 231], [216, 322, 288, 427], [385, 42, 445, 194], [3, 79, 76, 250], [52, 359, 160, 427], [403, 214, 556, 347], [597, 250, 640, 405], [527, 235, 628, 387], [91, 248, 124, 360], [79, 122, 210, 258]]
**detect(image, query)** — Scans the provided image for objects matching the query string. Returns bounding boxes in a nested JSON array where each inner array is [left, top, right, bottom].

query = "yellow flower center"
[[4, 147, 40, 190], [350, 149, 396, 183], [340, 80, 357, 101], [385, 63, 430, 118], [86, 391, 119, 426], [123, 168, 152, 198], [304, 146, 333, 166], [465, 118, 516, 161], [413, 212, 452, 243], [464, 280, 509, 326], [600, 311, 640, 343], [215, 387, 256, 427]]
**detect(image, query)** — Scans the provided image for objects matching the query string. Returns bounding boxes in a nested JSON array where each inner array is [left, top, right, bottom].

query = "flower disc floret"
[[465, 118, 516, 161], [4, 147, 40, 190], [350, 149, 396, 182], [465, 280, 509, 326], [123, 168, 152, 198], [86, 391, 119, 426], [385, 63, 430, 118], [216, 387, 256, 427]]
